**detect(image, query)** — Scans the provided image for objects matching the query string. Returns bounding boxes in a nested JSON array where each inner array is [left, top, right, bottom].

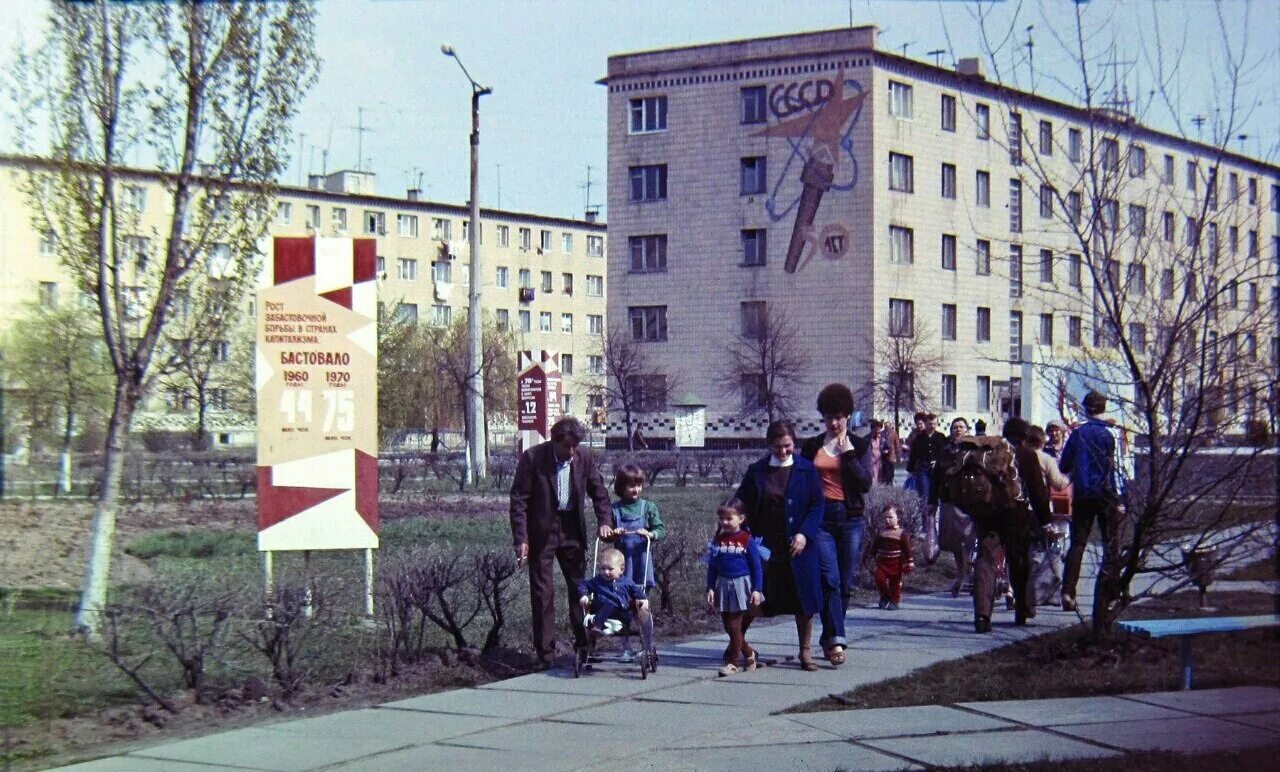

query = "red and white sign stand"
[[516, 350, 562, 453]]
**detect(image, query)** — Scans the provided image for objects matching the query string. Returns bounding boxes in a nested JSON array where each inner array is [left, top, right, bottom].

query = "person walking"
[[1058, 391, 1122, 613], [509, 416, 613, 669], [906, 412, 947, 562], [865, 418, 898, 485], [800, 383, 872, 666], [733, 420, 825, 671]]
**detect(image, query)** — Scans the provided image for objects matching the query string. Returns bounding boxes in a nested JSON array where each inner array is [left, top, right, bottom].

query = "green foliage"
[[125, 530, 255, 560]]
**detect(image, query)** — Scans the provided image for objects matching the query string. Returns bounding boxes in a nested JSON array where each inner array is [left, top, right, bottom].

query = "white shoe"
[[603, 618, 623, 635]]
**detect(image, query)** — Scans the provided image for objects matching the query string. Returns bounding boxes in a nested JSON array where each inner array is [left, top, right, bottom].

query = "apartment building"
[[604, 26, 1279, 444], [0, 157, 608, 446]]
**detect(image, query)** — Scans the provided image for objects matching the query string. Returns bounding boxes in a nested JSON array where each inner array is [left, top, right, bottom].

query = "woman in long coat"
[[733, 420, 825, 670]]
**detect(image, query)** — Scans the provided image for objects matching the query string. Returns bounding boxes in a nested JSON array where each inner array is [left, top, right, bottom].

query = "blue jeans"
[[815, 501, 865, 649]]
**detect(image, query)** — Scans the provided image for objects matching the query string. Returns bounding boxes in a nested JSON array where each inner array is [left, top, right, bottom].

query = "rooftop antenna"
[[927, 49, 946, 67], [899, 41, 913, 57], [322, 119, 334, 175], [495, 163, 502, 209], [1190, 114, 1206, 139], [582, 165, 601, 220], [1102, 45, 1136, 114], [296, 132, 306, 186], [1236, 133, 1248, 152], [351, 107, 374, 172], [848, 0, 853, 27], [1025, 25, 1035, 86]]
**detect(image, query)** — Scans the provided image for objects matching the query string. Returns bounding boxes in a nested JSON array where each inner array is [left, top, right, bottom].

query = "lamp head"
[[441, 44, 455, 57]]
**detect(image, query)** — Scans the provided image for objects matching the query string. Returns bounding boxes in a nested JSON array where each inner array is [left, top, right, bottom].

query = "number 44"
[[279, 389, 354, 432]]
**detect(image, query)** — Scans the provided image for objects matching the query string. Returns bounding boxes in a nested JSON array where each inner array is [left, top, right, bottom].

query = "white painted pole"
[[365, 548, 375, 617]]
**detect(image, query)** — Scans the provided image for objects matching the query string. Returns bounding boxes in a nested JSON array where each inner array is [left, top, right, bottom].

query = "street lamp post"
[[442, 44, 492, 485]]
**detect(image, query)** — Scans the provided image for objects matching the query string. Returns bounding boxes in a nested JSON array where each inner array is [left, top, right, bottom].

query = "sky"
[[2, 0, 1276, 221]]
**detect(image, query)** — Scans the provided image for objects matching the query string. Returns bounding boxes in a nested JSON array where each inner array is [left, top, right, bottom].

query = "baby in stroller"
[[576, 548, 656, 671]]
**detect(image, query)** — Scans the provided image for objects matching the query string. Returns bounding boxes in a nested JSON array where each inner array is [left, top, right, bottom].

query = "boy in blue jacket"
[[1058, 390, 1123, 612], [578, 548, 653, 652]]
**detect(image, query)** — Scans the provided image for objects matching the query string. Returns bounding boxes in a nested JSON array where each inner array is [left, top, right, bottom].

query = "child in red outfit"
[[873, 503, 914, 610]]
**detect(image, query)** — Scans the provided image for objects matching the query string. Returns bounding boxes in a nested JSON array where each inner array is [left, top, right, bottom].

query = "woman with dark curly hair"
[[799, 383, 872, 666], [733, 420, 825, 670]]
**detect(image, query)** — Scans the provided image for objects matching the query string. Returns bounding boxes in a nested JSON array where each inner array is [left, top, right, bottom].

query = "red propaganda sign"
[[518, 365, 546, 430], [516, 351, 563, 452]]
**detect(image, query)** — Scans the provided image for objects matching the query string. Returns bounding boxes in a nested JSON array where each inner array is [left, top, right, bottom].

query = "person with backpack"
[[1057, 390, 1122, 612]]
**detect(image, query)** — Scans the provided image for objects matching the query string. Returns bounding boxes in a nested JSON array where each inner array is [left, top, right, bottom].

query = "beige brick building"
[[0, 157, 607, 446], [603, 26, 1279, 445]]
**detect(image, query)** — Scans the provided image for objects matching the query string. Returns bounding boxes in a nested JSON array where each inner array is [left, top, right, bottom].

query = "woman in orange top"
[[799, 383, 872, 666]]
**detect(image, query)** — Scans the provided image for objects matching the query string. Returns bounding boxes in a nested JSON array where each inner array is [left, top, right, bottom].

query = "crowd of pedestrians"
[[509, 386, 1123, 674]]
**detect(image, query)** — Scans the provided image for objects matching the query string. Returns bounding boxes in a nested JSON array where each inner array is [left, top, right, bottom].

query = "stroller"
[[573, 532, 658, 679]]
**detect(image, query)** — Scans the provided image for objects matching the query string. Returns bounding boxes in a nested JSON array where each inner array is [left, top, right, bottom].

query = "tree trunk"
[[75, 383, 135, 639], [60, 408, 75, 495], [194, 393, 208, 451]]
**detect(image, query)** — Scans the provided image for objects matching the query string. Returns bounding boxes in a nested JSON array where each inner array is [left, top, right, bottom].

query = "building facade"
[[604, 26, 1279, 444], [0, 157, 608, 447]]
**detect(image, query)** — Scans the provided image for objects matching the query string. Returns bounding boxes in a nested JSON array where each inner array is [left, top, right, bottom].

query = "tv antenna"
[[927, 49, 946, 67], [351, 107, 374, 172], [1102, 47, 1136, 114], [495, 163, 502, 209], [581, 165, 601, 219], [1024, 25, 1035, 85], [1190, 114, 1206, 138], [899, 41, 914, 58]]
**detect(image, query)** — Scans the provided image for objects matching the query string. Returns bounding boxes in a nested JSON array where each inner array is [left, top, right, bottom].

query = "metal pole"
[[365, 547, 375, 617], [263, 550, 274, 619], [0, 351, 6, 501]]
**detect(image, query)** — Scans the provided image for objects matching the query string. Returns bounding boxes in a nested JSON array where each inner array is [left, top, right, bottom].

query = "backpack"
[[941, 436, 1024, 518]]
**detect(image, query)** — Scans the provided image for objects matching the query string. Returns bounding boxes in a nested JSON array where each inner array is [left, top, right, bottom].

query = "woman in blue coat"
[[733, 420, 825, 670]]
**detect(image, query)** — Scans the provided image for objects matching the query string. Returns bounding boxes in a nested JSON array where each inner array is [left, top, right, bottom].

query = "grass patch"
[[936, 744, 1280, 771], [789, 589, 1279, 713], [125, 530, 255, 560]]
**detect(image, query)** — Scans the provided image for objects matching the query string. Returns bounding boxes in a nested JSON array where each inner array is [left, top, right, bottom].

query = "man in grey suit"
[[510, 417, 613, 668]]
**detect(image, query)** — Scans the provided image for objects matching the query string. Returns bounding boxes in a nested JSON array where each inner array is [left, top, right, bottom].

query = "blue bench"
[[1118, 615, 1280, 690]]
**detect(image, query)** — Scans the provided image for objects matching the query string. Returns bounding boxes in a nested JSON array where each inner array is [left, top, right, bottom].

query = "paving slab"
[[1223, 711, 1280, 732], [381, 687, 611, 720], [599, 740, 921, 772], [636, 679, 831, 709], [863, 727, 1120, 766], [258, 707, 515, 744], [474, 669, 695, 697], [555, 698, 735, 731], [128, 725, 415, 771], [787, 704, 1016, 739], [58, 757, 252, 772], [322, 742, 507, 772], [959, 695, 1191, 726], [1054, 715, 1279, 753], [660, 715, 846, 749], [1120, 686, 1280, 716]]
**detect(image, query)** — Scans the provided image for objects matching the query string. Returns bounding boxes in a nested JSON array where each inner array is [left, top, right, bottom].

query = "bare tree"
[[721, 304, 810, 422], [7, 2, 319, 637], [423, 313, 517, 459], [377, 302, 454, 450], [861, 316, 944, 431], [157, 289, 245, 450], [597, 324, 675, 450], [958, 1, 1277, 635]]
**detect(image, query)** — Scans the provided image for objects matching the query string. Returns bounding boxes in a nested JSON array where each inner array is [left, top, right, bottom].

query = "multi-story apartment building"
[[0, 157, 608, 446], [604, 26, 1279, 445]]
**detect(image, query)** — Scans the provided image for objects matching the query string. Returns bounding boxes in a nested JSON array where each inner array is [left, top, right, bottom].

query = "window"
[[395, 302, 418, 324], [1039, 184, 1053, 218], [1185, 217, 1199, 250], [1008, 179, 1022, 233], [1186, 160, 1197, 192], [1009, 245, 1023, 298], [741, 229, 767, 266], [39, 230, 57, 257], [1162, 211, 1174, 242], [740, 373, 768, 411], [1129, 205, 1147, 238], [124, 235, 148, 269], [740, 156, 767, 195], [562, 272, 573, 294], [1102, 199, 1119, 232], [431, 218, 450, 241], [940, 163, 956, 199], [1100, 138, 1119, 171], [497, 224, 510, 247], [975, 171, 990, 207], [941, 375, 957, 410], [539, 229, 553, 252], [941, 304, 957, 340], [539, 311, 552, 332], [888, 298, 914, 337], [888, 152, 914, 192], [588, 314, 603, 335], [1008, 112, 1023, 165], [430, 304, 451, 327], [1129, 323, 1148, 355], [585, 275, 604, 297], [561, 313, 573, 334], [940, 94, 956, 131], [976, 376, 991, 411], [976, 307, 992, 341], [588, 355, 604, 374], [889, 225, 914, 264], [1162, 154, 1174, 184], [740, 301, 767, 339], [1009, 311, 1023, 362], [1247, 230, 1259, 258], [1039, 313, 1054, 345], [941, 234, 957, 270], [626, 375, 667, 412], [306, 205, 321, 228], [518, 268, 532, 288], [887, 80, 913, 119], [518, 310, 531, 332], [586, 235, 604, 257], [1207, 167, 1220, 209], [629, 165, 667, 201], [364, 211, 385, 235], [629, 234, 667, 272], [432, 260, 450, 283], [38, 281, 57, 308], [1229, 225, 1239, 256], [1066, 191, 1082, 226], [397, 258, 418, 281], [1068, 316, 1082, 346], [975, 239, 992, 275], [1129, 145, 1147, 177], [496, 308, 510, 331], [1226, 280, 1238, 308], [629, 305, 667, 341], [1068, 128, 1082, 162], [462, 220, 482, 243], [275, 202, 292, 225], [1039, 249, 1053, 283], [496, 266, 509, 288], [561, 233, 574, 254], [741, 86, 767, 124], [975, 102, 990, 139], [1038, 120, 1053, 155], [629, 95, 668, 133], [332, 207, 348, 231], [1160, 268, 1174, 300], [1248, 282, 1259, 310], [1228, 172, 1239, 201], [396, 214, 418, 237], [1247, 177, 1257, 205], [1207, 223, 1219, 263], [541, 271, 553, 293]]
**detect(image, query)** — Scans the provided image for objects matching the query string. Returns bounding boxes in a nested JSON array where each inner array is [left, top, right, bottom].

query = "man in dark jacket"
[[906, 412, 947, 562], [1058, 390, 1121, 612], [510, 417, 613, 668]]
